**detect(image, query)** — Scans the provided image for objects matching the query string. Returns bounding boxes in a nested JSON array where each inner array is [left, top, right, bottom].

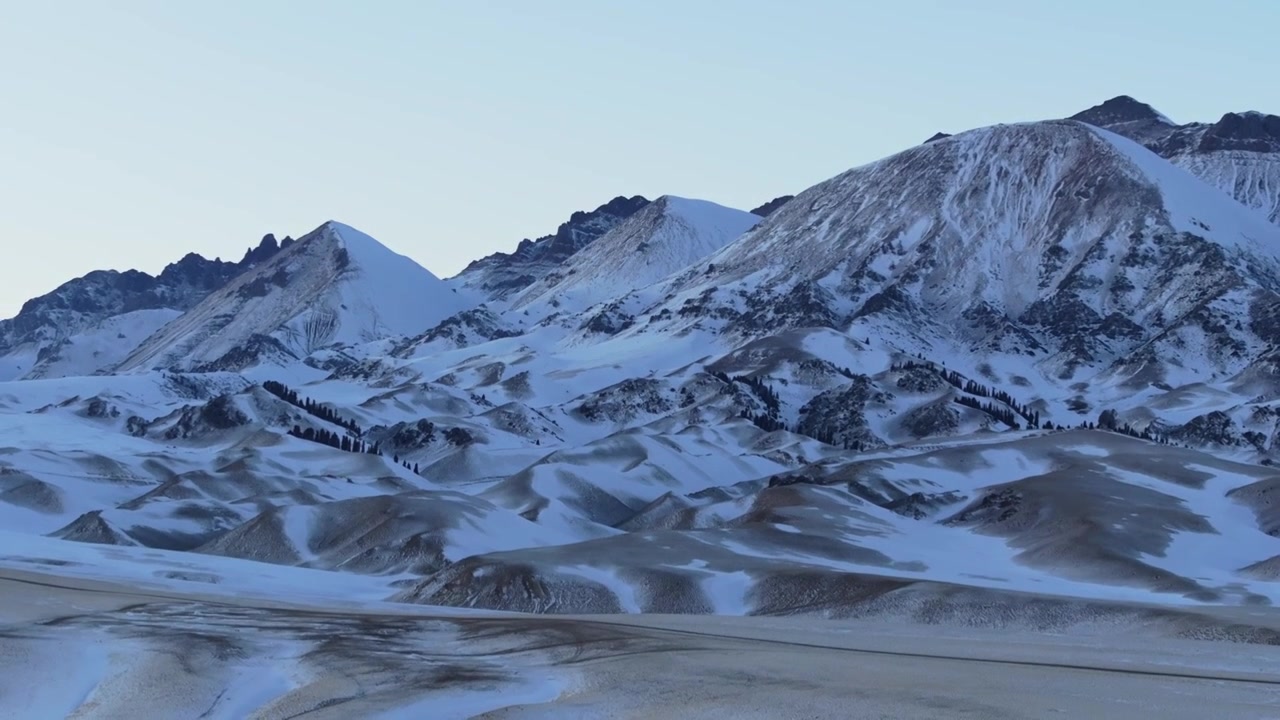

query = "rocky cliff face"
[[750, 195, 794, 217]]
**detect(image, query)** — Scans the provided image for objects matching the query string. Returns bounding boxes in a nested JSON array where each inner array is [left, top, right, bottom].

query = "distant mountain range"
[[4, 96, 1280, 623]]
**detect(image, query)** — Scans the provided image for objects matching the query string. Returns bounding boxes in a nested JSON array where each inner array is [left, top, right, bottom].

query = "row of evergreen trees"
[[959, 379, 1039, 427], [713, 371, 782, 410], [263, 380, 363, 434], [719, 371, 867, 450], [891, 359, 1040, 429], [287, 425, 427, 471], [735, 375, 781, 412], [270, 379, 424, 466], [288, 425, 377, 453], [954, 396, 1021, 429], [801, 422, 870, 451], [393, 453, 421, 474], [739, 408, 786, 432]]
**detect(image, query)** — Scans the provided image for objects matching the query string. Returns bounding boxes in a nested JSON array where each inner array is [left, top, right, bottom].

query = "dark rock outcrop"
[[749, 195, 794, 217], [1070, 95, 1169, 128]]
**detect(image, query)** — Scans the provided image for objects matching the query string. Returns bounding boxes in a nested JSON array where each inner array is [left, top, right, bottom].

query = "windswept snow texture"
[[7, 100, 1280, 638]]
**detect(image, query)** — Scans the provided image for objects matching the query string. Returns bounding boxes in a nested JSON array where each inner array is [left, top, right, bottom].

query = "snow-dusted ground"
[[3, 567, 1279, 719]]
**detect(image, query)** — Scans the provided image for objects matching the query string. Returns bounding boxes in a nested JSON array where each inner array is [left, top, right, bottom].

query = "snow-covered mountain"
[[1073, 95, 1280, 224], [510, 195, 761, 319], [7, 96, 1280, 634], [632, 121, 1280, 386], [451, 195, 651, 300], [0, 234, 289, 380], [117, 221, 470, 372]]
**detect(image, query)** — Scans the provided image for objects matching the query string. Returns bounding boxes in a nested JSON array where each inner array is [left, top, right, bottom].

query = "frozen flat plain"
[[3, 566, 1279, 719]]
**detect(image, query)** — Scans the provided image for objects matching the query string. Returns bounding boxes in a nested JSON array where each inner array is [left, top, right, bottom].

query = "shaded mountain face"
[[451, 195, 650, 299], [0, 234, 289, 380], [1072, 96, 1280, 223]]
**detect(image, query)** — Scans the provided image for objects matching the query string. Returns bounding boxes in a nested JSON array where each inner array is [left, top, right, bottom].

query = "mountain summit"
[[1070, 95, 1174, 128]]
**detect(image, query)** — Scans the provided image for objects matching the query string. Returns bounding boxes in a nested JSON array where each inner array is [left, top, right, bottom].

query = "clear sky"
[[1, 0, 1275, 317]]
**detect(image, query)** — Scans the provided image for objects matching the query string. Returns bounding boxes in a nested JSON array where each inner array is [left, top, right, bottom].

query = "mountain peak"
[[1201, 110, 1280, 153], [239, 233, 281, 266], [320, 220, 381, 252], [569, 196, 649, 224], [750, 195, 794, 217], [1071, 95, 1174, 128]]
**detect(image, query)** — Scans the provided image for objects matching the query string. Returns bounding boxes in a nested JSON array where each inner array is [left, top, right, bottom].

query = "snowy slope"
[[1169, 151, 1280, 225], [19, 309, 181, 380], [1091, 126, 1280, 250], [117, 222, 470, 372], [450, 195, 651, 300]]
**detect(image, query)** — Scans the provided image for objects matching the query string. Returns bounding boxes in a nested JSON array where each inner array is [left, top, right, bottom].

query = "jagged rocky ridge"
[[508, 195, 761, 320]]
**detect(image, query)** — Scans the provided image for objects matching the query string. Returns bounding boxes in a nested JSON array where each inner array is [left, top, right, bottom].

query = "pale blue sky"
[[1, 0, 1275, 317]]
